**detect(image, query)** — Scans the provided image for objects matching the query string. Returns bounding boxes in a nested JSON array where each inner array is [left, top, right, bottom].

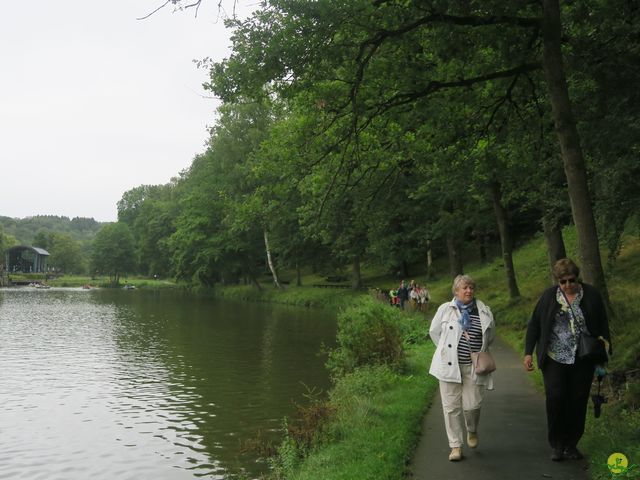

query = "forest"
[[2, 4, 638, 476], [0, 215, 102, 275], [4, 1, 639, 295], [107, 0, 639, 297]]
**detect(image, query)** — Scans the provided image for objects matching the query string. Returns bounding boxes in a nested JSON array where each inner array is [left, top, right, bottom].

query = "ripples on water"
[[0, 288, 335, 480]]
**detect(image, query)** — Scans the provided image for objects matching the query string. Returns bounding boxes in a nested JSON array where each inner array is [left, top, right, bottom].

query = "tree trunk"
[[474, 230, 488, 263], [351, 255, 362, 290], [446, 232, 464, 278], [542, 0, 609, 302], [263, 229, 282, 289], [542, 216, 567, 280], [249, 272, 263, 291], [426, 239, 434, 279], [296, 261, 302, 286], [400, 260, 409, 278], [489, 180, 520, 299], [478, 239, 487, 264]]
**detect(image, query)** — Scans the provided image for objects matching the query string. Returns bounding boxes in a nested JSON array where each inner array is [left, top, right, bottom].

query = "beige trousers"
[[439, 364, 485, 447]]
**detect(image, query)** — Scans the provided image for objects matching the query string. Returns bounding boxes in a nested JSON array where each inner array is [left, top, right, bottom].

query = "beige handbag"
[[463, 331, 496, 375], [471, 350, 496, 375]]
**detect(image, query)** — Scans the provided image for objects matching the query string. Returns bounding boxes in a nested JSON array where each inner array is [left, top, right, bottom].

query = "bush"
[[326, 297, 405, 378]]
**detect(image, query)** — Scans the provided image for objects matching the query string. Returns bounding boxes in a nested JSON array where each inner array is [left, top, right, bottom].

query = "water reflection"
[[0, 288, 336, 479]]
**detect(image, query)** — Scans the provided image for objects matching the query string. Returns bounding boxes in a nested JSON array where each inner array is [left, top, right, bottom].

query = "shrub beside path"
[[409, 337, 590, 480]]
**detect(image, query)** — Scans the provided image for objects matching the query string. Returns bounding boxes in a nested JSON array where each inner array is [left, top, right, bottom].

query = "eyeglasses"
[[559, 277, 577, 285]]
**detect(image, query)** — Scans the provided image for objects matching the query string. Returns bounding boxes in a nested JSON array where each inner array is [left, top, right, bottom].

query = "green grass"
[[44, 275, 179, 289], [283, 343, 437, 480], [582, 405, 640, 479], [209, 283, 363, 310], [255, 228, 639, 480]]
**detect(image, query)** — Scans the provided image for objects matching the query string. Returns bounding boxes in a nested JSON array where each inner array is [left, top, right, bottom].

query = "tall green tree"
[[32, 229, 50, 249], [118, 183, 177, 277], [540, 0, 608, 299], [169, 101, 273, 286], [47, 232, 86, 274], [0, 226, 19, 267], [205, 0, 612, 294], [91, 223, 136, 285], [562, 0, 640, 263]]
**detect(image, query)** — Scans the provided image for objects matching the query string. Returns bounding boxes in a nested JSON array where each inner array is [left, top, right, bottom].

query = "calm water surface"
[[0, 288, 337, 479]]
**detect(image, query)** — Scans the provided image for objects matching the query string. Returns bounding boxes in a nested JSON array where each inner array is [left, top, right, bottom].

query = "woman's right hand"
[[523, 355, 534, 371]]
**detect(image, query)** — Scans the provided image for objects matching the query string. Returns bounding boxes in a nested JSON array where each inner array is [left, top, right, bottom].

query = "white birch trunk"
[[264, 229, 282, 289]]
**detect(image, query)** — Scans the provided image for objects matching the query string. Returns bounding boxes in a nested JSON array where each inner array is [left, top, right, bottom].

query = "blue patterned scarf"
[[455, 298, 476, 331]]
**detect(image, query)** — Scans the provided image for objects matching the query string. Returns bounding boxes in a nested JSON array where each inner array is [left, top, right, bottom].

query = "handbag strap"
[[462, 330, 479, 354], [559, 288, 579, 337]]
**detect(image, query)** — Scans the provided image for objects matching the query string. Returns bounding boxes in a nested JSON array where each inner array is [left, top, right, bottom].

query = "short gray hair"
[[452, 274, 476, 295]]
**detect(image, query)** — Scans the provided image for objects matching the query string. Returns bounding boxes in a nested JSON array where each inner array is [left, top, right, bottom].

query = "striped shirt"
[[458, 308, 483, 365]]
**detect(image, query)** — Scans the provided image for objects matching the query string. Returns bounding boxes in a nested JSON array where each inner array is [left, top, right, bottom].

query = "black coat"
[[397, 286, 410, 301], [525, 283, 611, 369]]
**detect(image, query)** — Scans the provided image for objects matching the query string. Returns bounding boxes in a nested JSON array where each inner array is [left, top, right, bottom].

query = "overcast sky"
[[1, 1, 252, 222]]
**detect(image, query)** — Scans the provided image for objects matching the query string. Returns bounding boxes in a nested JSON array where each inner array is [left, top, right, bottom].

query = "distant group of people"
[[427, 258, 611, 464], [389, 279, 430, 311]]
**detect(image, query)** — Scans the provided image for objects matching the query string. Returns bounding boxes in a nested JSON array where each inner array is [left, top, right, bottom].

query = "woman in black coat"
[[523, 258, 611, 462]]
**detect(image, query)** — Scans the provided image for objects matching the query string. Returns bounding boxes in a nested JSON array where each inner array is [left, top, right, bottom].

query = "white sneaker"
[[448, 447, 463, 461], [467, 432, 479, 448]]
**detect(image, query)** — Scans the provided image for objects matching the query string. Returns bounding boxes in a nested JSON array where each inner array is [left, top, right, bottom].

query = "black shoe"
[[564, 447, 584, 460], [551, 448, 565, 461]]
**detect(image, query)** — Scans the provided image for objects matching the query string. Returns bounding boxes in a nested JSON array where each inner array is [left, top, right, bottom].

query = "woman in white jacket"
[[428, 274, 495, 461]]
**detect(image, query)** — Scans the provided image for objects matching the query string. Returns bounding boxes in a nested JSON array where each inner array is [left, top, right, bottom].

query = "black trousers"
[[541, 356, 595, 450]]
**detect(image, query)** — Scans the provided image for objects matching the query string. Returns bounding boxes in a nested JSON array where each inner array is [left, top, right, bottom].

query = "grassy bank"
[[262, 296, 436, 480], [232, 229, 639, 480], [280, 344, 437, 480], [24, 274, 180, 289], [207, 283, 363, 310]]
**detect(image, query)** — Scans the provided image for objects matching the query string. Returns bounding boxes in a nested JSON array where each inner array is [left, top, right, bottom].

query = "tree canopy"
[[113, 0, 639, 294], [91, 222, 136, 285]]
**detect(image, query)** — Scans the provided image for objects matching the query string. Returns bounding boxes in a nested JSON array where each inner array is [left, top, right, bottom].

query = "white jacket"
[[428, 298, 495, 389]]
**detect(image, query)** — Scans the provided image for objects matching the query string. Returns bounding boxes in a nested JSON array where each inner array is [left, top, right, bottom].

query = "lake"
[[0, 287, 337, 479]]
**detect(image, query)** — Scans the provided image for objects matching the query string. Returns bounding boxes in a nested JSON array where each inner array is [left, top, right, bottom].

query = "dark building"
[[5, 246, 50, 273]]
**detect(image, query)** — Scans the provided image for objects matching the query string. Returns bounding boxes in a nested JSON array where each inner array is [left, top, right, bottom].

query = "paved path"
[[409, 337, 590, 480]]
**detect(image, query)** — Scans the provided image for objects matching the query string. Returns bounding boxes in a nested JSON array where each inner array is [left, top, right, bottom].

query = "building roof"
[[6, 245, 50, 256]]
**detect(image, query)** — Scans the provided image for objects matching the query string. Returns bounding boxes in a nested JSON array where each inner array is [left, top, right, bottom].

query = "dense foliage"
[[326, 297, 407, 379], [105, 0, 639, 300], [0, 215, 102, 274], [4, 2, 638, 295], [90, 222, 136, 285], [0, 215, 102, 245]]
